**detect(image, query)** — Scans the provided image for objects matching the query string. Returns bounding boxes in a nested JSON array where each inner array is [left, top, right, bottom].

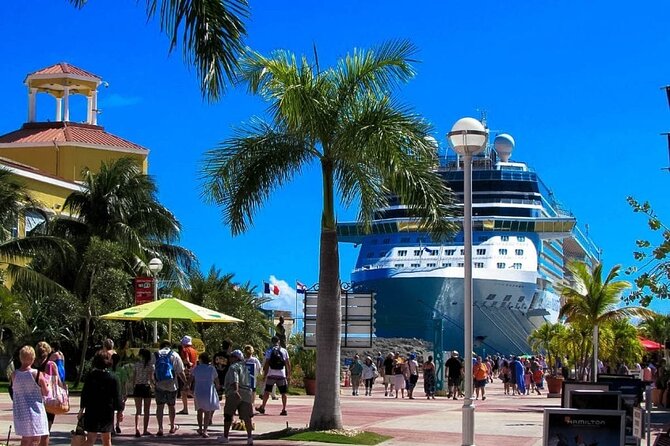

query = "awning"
[[639, 337, 663, 351]]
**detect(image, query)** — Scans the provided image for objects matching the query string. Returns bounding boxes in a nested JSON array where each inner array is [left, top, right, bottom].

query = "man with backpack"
[[256, 336, 291, 416], [153, 340, 185, 436]]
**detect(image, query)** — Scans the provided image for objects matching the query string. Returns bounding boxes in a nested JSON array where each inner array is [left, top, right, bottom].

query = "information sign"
[[134, 277, 154, 305]]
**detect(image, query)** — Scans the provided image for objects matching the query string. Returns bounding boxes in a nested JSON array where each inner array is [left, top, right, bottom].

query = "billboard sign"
[[543, 409, 625, 446]]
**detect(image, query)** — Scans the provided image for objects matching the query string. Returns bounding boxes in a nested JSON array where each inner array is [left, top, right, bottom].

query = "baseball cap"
[[181, 336, 192, 346], [230, 349, 243, 360], [452, 350, 459, 357]]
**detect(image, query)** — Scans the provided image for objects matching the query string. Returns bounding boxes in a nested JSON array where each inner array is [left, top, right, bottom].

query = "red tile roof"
[[0, 122, 147, 152], [28, 62, 101, 80]]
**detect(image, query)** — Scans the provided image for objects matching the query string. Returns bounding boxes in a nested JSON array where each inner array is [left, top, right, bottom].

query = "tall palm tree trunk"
[[592, 324, 599, 382], [309, 162, 343, 430]]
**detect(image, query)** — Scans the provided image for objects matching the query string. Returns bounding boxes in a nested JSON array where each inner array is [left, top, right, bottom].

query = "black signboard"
[[543, 409, 625, 446]]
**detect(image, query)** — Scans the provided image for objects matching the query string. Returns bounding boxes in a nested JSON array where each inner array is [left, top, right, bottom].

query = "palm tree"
[[201, 40, 456, 429], [69, 0, 249, 100], [528, 322, 563, 376], [558, 260, 653, 382], [638, 313, 670, 345]]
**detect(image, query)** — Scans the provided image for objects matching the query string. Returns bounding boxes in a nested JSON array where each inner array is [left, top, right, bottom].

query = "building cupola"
[[25, 62, 103, 125]]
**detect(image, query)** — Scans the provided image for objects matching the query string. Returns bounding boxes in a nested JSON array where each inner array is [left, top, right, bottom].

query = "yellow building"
[[0, 62, 149, 233]]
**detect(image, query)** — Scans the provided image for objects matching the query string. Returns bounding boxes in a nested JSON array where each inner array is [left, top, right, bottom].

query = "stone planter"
[[304, 378, 316, 395]]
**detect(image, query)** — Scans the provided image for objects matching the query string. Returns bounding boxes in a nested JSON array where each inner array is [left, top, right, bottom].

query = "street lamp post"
[[447, 117, 488, 446], [148, 257, 163, 344]]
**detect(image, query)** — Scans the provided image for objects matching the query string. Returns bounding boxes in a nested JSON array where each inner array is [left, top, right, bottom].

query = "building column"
[[28, 88, 36, 122], [63, 87, 70, 122], [86, 94, 93, 124], [55, 97, 62, 121], [91, 90, 98, 125]]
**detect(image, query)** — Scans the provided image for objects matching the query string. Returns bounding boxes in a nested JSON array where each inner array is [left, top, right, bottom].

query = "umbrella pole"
[[169, 319, 172, 344]]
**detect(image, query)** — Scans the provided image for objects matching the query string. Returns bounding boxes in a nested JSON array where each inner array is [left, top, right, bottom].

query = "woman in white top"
[[361, 356, 377, 396], [11, 345, 49, 446], [244, 345, 263, 406], [131, 349, 154, 437]]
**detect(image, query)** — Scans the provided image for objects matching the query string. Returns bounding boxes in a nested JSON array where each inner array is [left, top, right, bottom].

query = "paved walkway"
[[0, 380, 661, 445]]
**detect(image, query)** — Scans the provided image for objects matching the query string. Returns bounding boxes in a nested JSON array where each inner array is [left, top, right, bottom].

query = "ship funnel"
[[494, 133, 515, 162]]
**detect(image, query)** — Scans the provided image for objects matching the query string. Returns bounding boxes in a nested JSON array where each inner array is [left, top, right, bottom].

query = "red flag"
[[272, 284, 280, 295]]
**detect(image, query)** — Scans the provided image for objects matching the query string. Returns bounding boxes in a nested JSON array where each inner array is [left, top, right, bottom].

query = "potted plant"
[[294, 347, 317, 395], [528, 322, 566, 396]]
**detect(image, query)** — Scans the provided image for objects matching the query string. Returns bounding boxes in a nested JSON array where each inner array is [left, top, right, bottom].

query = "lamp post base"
[[462, 397, 475, 446]]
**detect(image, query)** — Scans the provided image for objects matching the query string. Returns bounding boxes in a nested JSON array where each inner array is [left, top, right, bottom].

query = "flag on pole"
[[296, 281, 307, 294], [264, 281, 280, 295]]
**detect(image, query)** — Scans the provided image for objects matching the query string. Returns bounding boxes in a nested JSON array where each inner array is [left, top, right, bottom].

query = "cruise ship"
[[336, 130, 600, 355]]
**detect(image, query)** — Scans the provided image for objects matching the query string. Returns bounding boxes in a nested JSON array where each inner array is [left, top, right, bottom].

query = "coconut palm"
[[48, 157, 194, 282], [558, 260, 653, 382], [69, 0, 249, 100], [528, 322, 564, 376], [201, 40, 456, 429], [638, 312, 670, 345]]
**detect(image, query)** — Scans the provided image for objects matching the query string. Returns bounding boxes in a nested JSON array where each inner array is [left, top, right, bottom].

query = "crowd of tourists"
[[6, 335, 292, 446]]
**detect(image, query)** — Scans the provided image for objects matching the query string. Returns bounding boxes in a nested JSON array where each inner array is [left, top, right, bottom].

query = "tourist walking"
[[79, 350, 125, 446], [244, 345, 263, 406], [382, 353, 394, 397], [445, 351, 462, 400], [500, 359, 511, 395], [47, 341, 66, 383], [349, 354, 363, 396], [131, 349, 153, 437], [153, 340, 185, 436], [256, 336, 291, 416], [220, 350, 254, 445], [191, 352, 220, 438], [213, 339, 233, 401], [473, 356, 488, 400], [511, 356, 525, 395], [392, 353, 406, 399], [361, 356, 377, 396], [406, 353, 419, 399], [423, 355, 436, 399], [11, 345, 49, 446], [178, 336, 197, 415], [34, 341, 59, 442]]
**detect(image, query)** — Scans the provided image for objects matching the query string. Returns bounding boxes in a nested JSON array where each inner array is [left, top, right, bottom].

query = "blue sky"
[[2, 1, 670, 314]]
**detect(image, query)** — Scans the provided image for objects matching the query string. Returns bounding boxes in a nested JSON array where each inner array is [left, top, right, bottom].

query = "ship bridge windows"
[[445, 249, 456, 255], [410, 263, 420, 267], [458, 262, 464, 267], [517, 296, 525, 302], [515, 249, 524, 255], [460, 249, 465, 255], [501, 236, 509, 241], [476, 248, 486, 255], [427, 262, 436, 267], [512, 263, 522, 269], [486, 294, 496, 300], [443, 262, 452, 267], [503, 295, 512, 302], [497, 262, 506, 269], [398, 250, 407, 256], [517, 236, 526, 242], [499, 248, 508, 255], [429, 249, 439, 256], [474, 262, 484, 268], [413, 249, 422, 256], [394, 263, 404, 268]]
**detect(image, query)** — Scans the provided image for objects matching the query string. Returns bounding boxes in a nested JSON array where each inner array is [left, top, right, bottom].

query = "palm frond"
[[201, 120, 312, 235]]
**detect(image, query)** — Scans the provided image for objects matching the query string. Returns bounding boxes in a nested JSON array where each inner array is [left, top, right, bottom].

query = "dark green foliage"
[[626, 197, 670, 306]]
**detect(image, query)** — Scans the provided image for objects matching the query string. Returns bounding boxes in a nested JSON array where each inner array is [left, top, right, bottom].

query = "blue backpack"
[[154, 351, 174, 381]]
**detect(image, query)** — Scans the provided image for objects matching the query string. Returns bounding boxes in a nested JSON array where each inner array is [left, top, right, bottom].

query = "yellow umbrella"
[[100, 298, 243, 342]]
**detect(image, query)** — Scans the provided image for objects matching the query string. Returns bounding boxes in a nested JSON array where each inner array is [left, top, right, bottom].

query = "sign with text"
[[543, 408, 625, 446], [303, 289, 375, 348], [134, 277, 154, 305]]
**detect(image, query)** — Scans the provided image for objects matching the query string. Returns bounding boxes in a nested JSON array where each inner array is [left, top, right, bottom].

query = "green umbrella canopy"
[[100, 297, 243, 323]]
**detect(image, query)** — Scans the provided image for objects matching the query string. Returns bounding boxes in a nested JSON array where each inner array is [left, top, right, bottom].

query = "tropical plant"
[[68, 0, 249, 100], [201, 40, 457, 429], [528, 322, 565, 376], [558, 260, 653, 382], [626, 197, 670, 306], [0, 168, 35, 241], [599, 319, 644, 369], [173, 266, 271, 351], [638, 312, 670, 345], [293, 347, 317, 380]]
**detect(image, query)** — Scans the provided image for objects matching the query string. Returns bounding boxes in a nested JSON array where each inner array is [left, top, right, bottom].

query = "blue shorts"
[[474, 379, 487, 388]]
